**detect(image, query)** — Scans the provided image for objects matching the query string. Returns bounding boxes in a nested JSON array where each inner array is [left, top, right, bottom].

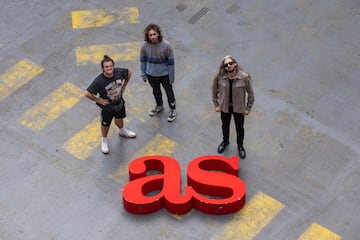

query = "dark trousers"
[[221, 107, 245, 147], [147, 75, 176, 109]]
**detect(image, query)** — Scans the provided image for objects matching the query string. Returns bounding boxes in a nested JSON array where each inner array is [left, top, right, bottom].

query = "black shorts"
[[100, 107, 126, 127]]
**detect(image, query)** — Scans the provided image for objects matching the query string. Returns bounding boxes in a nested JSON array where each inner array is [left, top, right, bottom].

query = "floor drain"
[[176, 4, 187, 12]]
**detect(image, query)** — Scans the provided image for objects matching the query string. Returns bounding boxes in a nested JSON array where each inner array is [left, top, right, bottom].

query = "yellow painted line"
[[18, 82, 83, 130], [61, 116, 117, 160], [110, 133, 177, 184], [211, 191, 284, 240], [133, 133, 177, 157], [75, 41, 142, 66], [72, 9, 114, 29], [298, 223, 341, 240], [71, 7, 139, 29], [0, 59, 44, 101]]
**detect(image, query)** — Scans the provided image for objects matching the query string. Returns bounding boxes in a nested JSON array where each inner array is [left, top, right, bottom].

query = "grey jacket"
[[212, 70, 255, 113]]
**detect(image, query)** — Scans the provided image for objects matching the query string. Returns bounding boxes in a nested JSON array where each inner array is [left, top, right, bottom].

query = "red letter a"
[[122, 156, 192, 214]]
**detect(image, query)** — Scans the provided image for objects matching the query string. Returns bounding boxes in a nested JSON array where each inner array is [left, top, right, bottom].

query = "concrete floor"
[[1, 0, 359, 239]]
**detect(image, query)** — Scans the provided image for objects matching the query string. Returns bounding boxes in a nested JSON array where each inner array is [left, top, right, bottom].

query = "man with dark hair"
[[212, 55, 255, 159], [140, 23, 177, 122], [85, 55, 136, 154]]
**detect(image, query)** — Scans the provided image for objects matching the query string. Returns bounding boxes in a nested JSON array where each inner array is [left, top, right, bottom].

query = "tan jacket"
[[212, 70, 255, 113]]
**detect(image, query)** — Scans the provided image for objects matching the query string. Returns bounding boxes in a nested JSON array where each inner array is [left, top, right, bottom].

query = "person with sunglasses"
[[212, 56, 255, 159]]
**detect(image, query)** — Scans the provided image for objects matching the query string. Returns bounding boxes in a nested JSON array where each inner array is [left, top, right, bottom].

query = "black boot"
[[238, 145, 246, 159], [217, 141, 229, 153]]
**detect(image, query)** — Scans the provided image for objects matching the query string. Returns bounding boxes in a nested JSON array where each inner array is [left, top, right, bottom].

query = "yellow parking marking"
[[211, 191, 284, 240], [71, 7, 139, 29], [61, 116, 117, 160], [110, 133, 177, 183], [298, 223, 341, 240], [72, 9, 114, 29], [133, 133, 177, 157], [75, 42, 142, 66], [18, 82, 83, 130], [0, 59, 44, 101]]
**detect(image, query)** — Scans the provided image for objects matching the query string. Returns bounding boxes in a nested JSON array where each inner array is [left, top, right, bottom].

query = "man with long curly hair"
[[140, 23, 177, 122]]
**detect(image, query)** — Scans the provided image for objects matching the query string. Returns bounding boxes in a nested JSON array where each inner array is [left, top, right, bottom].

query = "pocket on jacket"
[[234, 79, 246, 88], [219, 81, 227, 87]]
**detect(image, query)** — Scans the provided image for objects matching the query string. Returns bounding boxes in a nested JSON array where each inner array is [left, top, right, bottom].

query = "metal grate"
[[188, 7, 209, 24]]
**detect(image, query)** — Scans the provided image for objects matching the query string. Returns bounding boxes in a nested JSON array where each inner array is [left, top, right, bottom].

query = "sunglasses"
[[223, 61, 234, 68]]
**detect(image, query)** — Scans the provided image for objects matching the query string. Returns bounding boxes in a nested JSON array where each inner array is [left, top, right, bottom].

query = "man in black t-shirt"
[[85, 55, 136, 154]]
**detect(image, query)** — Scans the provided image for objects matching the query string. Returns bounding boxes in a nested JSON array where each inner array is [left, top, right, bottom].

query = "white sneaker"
[[149, 105, 164, 116], [167, 109, 177, 122], [101, 138, 109, 154], [119, 127, 136, 138]]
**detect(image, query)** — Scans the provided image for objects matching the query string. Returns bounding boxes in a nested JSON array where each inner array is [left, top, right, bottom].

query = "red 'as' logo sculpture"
[[122, 155, 246, 215]]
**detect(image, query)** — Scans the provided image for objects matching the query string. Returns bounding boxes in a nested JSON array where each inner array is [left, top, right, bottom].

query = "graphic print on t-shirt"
[[105, 79, 123, 105]]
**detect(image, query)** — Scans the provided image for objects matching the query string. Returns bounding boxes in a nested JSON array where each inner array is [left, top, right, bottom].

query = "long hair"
[[215, 55, 244, 78], [143, 23, 163, 43]]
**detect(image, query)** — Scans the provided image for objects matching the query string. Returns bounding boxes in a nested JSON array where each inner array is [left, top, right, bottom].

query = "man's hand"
[[85, 90, 110, 106], [97, 98, 110, 106]]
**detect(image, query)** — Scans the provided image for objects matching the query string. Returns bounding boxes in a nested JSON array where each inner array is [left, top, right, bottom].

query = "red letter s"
[[187, 155, 246, 214]]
